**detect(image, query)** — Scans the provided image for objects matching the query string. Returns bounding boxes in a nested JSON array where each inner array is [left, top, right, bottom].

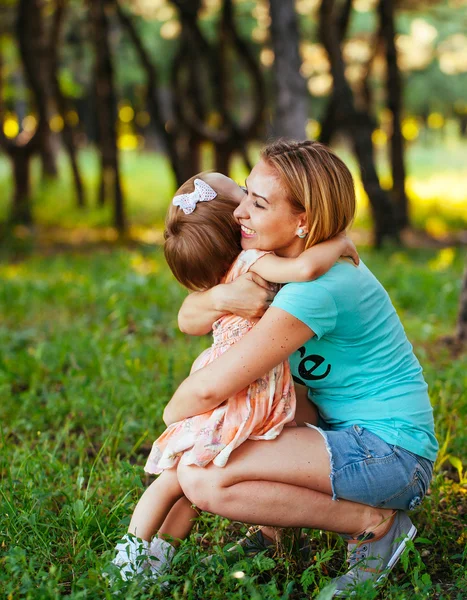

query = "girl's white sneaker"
[[111, 534, 150, 581], [110, 533, 176, 582], [147, 536, 176, 577]]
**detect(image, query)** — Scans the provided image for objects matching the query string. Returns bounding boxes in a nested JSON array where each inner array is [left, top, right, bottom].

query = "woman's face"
[[234, 160, 307, 258]]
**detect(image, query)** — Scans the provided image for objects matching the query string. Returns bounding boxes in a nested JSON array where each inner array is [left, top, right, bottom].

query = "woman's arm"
[[178, 272, 277, 335], [164, 307, 314, 425], [249, 234, 359, 284]]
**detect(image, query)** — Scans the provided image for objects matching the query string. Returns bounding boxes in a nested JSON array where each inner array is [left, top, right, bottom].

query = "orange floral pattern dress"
[[144, 249, 296, 474]]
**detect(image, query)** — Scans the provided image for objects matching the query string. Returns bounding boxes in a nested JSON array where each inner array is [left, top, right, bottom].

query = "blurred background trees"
[[0, 0, 466, 247]]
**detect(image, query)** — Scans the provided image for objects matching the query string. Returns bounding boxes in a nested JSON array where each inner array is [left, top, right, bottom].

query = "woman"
[[162, 140, 438, 596]]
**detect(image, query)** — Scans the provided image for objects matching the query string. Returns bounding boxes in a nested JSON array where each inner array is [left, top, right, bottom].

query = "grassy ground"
[[0, 243, 466, 599]]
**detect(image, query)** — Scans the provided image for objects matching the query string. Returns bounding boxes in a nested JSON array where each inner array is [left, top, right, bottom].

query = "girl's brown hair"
[[164, 172, 241, 291], [261, 140, 356, 249]]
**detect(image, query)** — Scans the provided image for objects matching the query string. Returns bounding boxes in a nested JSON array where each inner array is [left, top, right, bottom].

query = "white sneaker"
[[147, 537, 176, 577], [111, 534, 150, 581]]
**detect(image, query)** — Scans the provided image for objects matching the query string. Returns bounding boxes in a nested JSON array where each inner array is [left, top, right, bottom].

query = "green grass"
[[0, 245, 466, 599]]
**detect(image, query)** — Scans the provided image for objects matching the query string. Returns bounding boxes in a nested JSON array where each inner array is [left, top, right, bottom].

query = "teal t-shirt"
[[271, 260, 438, 461]]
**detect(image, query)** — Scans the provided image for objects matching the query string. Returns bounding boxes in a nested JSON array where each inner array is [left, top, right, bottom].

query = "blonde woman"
[[163, 140, 438, 596]]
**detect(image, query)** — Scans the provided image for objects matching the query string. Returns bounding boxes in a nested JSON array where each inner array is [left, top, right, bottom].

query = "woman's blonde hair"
[[261, 140, 356, 248], [164, 172, 241, 291]]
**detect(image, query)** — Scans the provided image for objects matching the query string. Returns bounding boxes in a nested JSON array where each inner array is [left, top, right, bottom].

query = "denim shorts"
[[307, 423, 434, 510]]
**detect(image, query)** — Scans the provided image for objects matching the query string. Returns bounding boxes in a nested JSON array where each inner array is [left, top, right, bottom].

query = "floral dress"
[[144, 249, 296, 474]]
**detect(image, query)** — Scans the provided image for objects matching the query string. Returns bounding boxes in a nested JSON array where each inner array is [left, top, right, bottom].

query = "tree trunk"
[[10, 148, 34, 225], [171, 0, 264, 178], [378, 0, 409, 230], [17, 0, 58, 179], [319, 0, 399, 247], [89, 0, 125, 233], [114, 0, 186, 185], [0, 2, 44, 225], [50, 0, 85, 207], [268, 0, 308, 139], [215, 142, 233, 175], [320, 0, 353, 146], [220, 0, 265, 168], [455, 265, 467, 343]]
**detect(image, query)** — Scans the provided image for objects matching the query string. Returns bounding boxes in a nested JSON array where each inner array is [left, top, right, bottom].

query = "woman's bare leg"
[[177, 427, 393, 537]]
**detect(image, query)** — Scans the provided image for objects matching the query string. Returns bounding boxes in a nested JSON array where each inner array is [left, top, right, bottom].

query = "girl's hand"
[[338, 233, 359, 266]]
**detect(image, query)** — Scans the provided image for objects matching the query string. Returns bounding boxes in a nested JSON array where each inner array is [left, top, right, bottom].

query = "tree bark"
[[50, 0, 85, 207], [17, 0, 58, 178], [320, 0, 353, 145], [268, 0, 308, 139], [171, 0, 264, 177], [89, 0, 125, 233], [114, 0, 187, 185], [455, 265, 467, 343], [378, 0, 409, 230], [0, 2, 44, 225], [170, 34, 203, 182], [10, 147, 34, 225], [220, 0, 264, 171], [319, 0, 399, 246]]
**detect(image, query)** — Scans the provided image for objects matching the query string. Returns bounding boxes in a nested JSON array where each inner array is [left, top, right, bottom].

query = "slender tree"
[[320, 0, 356, 145], [455, 266, 467, 344], [88, 0, 125, 232], [0, 41, 38, 224], [50, 0, 85, 207], [320, 0, 399, 246], [0, 0, 56, 225], [18, 0, 58, 178], [114, 0, 186, 185], [378, 0, 409, 230], [268, 0, 308, 139], [213, 0, 265, 172]]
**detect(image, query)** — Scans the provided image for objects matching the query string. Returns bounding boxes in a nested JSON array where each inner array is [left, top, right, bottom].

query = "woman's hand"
[[219, 272, 277, 319], [178, 272, 277, 335]]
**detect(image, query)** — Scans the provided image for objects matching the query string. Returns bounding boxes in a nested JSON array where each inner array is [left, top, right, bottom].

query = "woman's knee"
[[177, 464, 225, 512]]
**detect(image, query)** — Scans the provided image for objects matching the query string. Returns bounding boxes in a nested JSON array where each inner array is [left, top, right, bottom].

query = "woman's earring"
[[297, 228, 307, 238]]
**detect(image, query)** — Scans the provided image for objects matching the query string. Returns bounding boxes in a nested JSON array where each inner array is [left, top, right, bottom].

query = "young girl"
[[111, 172, 358, 581]]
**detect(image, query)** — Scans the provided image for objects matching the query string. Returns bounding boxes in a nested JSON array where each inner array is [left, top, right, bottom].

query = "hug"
[[111, 139, 437, 597]]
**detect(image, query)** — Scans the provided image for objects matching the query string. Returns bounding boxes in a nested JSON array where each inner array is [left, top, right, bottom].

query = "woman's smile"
[[240, 224, 256, 237]]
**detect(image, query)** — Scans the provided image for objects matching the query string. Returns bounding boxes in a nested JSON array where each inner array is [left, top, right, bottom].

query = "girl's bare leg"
[[128, 469, 184, 541], [177, 427, 394, 538], [158, 497, 198, 545]]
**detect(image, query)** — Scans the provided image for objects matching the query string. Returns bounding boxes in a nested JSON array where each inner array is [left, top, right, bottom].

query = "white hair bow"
[[172, 178, 217, 215]]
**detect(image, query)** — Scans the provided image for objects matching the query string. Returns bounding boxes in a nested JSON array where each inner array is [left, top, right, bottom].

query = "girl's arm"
[[178, 272, 276, 335], [163, 307, 313, 425], [250, 234, 359, 284]]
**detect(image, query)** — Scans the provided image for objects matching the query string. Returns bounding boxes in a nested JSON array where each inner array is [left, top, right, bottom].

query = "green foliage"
[[0, 245, 466, 598]]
